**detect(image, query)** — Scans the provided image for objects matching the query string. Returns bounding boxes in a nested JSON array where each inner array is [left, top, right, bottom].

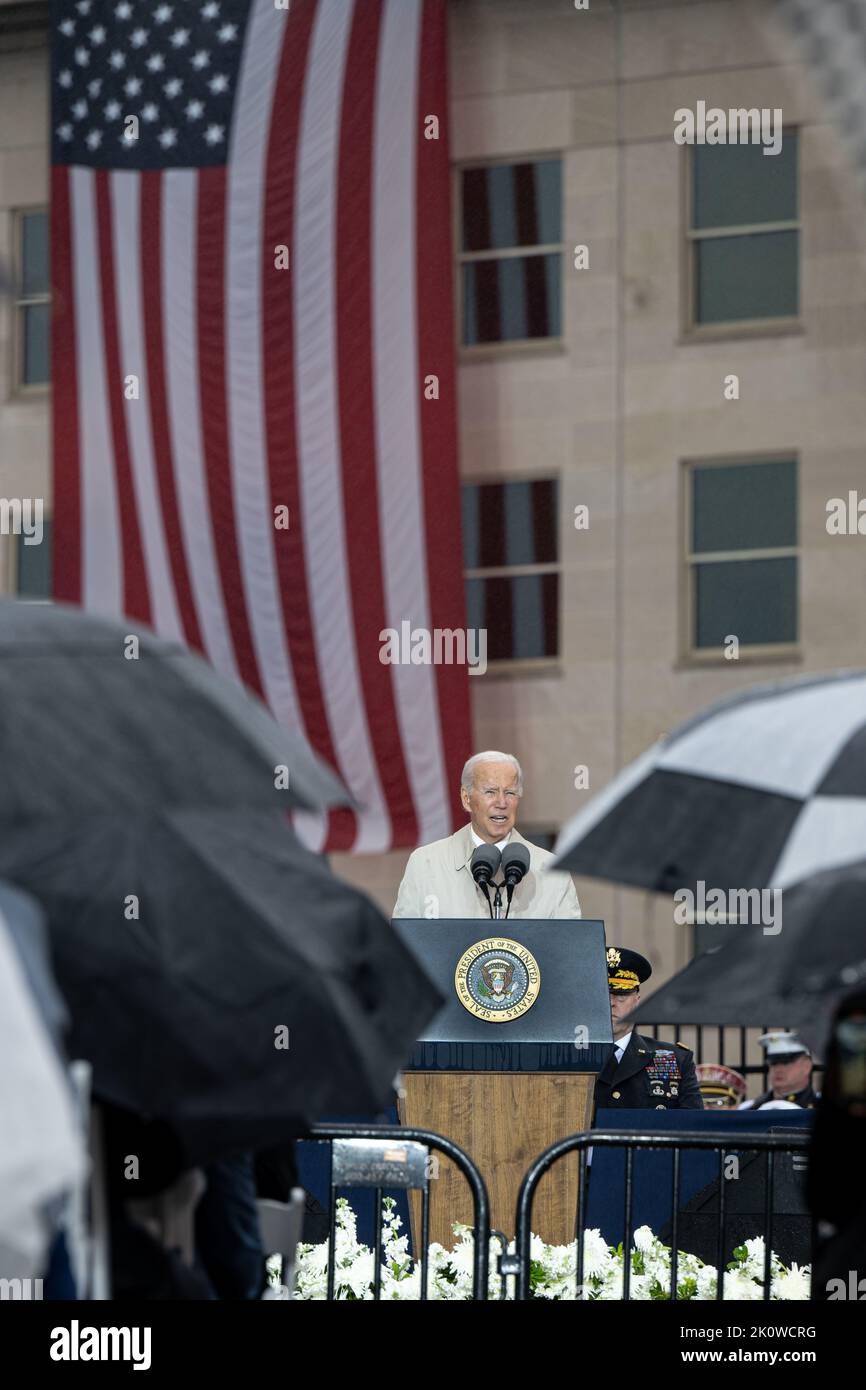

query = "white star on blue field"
[[53, 0, 249, 168]]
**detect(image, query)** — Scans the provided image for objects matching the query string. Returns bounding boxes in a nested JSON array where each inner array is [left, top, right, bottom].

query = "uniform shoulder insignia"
[[675, 1041, 689, 1048]]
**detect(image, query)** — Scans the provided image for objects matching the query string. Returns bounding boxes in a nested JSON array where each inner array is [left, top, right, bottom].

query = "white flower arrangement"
[[267, 1198, 811, 1301]]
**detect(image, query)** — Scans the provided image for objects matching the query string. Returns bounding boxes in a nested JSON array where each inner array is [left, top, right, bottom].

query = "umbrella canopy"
[[0, 890, 85, 1278], [631, 936, 781, 1028], [632, 863, 866, 1053], [630, 939, 832, 1056], [776, 862, 866, 999], [0, 811, 441, 1163], [631, 934, 800, 1034], [555, 668, 866, 892], [0, 599, 351, 820]]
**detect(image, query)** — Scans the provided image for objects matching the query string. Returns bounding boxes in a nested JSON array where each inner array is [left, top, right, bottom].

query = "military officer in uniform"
[[696, 1063, 748, 1110], [594, 947, 703, 1114], [738, 1030, 819, 1111]]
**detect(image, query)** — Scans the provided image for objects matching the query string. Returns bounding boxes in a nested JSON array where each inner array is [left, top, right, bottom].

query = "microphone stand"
[[492, 884, 503, 920], [477, 881, 494, 918]]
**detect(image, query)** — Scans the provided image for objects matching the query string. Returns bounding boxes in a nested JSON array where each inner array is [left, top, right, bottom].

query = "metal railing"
[[640, 1021, 824, 1087], [512, 1129, 812, 1301], [308, 1124, 490, 1300]]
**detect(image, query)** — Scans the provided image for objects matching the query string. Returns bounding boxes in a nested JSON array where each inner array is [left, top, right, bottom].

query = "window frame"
[[462, 471, 563, 676], [680, 130, 802, 342], [454, 152, 566, 360], [12, 205, 51, 396], [679, 453, 800, 664]]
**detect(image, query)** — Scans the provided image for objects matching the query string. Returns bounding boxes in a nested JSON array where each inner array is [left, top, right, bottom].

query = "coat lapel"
[[451, 824, 476, 874], [610, 1032, 652, 1085]]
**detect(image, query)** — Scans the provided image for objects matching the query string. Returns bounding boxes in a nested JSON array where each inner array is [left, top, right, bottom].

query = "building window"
[[688, 133, 798, 329], [685, 458, 797, 654], [458, 158, 562, 347], [12, 516, 53, 599], [14, 209, 50, 387], [462, 478, 559, 664]]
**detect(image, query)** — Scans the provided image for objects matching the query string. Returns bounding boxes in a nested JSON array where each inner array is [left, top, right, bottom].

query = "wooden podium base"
[[397, 1071, 594, 1248]]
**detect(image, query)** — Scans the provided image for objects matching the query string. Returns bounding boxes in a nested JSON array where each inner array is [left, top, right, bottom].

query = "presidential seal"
[[454, 937, 540, 1023]]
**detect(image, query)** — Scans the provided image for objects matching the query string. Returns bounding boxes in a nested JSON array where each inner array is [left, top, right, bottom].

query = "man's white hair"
[[460, 751, 524, 795]]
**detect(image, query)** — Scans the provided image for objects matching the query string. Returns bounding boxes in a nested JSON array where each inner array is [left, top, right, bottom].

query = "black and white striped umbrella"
[[555, 670, 866, 892]]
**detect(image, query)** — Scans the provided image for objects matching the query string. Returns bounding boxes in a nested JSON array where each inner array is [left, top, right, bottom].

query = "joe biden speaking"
[[392, 751, 582, 920]]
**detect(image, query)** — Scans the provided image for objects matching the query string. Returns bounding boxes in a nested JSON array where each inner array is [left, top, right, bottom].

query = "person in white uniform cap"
[[738, 1030, 819, 1110]]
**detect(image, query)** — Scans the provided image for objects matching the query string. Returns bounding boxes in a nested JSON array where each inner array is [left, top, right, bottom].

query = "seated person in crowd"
[[739, 1030, 819, 1111], [696, 1063, 747, 1110], [392, 750, 581, 920]]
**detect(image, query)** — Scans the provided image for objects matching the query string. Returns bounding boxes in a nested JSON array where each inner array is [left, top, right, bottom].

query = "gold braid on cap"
[[608, 970, 639, 991]]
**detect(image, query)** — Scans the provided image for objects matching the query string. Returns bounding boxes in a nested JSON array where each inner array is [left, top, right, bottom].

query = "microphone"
[[470, 844, 501, 918], [501, 843, 530, 917]]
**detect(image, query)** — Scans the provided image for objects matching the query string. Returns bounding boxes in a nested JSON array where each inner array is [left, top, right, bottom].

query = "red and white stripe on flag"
[[51, 0, 471, 853]]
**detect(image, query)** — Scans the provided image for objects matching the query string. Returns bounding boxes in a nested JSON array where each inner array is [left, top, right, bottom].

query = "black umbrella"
[[0, 810, 441, 1162], [631, 939, 832, 1056], [631, 935, 784, 1028], [776, 863, 866, 999], [0, 599, 351, 819], [554, 669, 866, 893], [632, 864, 866, 1053]]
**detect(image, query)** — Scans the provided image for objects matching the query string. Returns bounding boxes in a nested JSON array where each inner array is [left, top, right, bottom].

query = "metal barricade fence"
[[512, 1129, 812, 1301], [307, 1124, 491, 1300], [490, 1231, 510, 1301]]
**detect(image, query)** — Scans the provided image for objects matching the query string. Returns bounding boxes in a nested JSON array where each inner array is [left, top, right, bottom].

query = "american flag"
[[51, 0, 471, 853]]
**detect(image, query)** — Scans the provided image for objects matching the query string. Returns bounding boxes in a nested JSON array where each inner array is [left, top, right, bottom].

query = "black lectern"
[[391, 918, 612, 1243]]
